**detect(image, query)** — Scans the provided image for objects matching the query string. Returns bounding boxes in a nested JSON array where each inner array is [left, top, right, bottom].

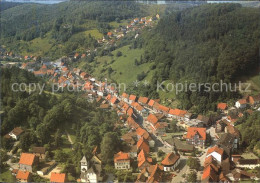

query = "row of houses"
[[12, 151, 66, 182]]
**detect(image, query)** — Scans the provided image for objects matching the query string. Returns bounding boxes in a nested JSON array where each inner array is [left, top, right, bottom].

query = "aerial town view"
[[0, 0, 260, 182]]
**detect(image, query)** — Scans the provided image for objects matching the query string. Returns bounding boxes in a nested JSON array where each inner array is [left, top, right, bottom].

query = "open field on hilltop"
[[3, 32, 57, 57], [88, 45, 155, 85], [109, 20, 129, 28], [83, 29, 103, 39]]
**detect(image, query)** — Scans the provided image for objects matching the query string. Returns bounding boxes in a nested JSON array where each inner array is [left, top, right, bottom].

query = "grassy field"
[[88, 45, 155, 86], [0, 168, 16, 183], [109, 20, 129, 28], [83, 29, 103, 39]]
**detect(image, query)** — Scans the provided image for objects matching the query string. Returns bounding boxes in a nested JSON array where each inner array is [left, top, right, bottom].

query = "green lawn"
[[90, 45, 154, 86], [0, 168, 16, 183], [61, 134, 73, 153], [161, 132, 184, 141]]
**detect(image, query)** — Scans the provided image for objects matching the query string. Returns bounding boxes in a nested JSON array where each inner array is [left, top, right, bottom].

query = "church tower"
[[80, 156, 88, 172]]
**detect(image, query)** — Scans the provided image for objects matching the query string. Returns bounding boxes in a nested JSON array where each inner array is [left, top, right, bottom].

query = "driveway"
[[207, 126, 217, 143]]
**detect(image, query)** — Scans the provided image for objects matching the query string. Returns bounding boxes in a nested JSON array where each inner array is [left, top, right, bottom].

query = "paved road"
[[65, 130, 74, 150], [171, 158, 189, 183]]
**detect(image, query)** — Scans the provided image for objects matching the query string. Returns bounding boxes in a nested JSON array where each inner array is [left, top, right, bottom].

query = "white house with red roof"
[[19, 153, 38, 172], [114, 151, 131, 170], [206, 146, 224, 163], [235, 99, 247, 109], [184, 127, 206, 147]]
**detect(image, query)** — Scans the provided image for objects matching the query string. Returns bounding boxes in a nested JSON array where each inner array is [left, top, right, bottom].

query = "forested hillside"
[[135, 3, 260, 113], [0, 1, 22, 12], [1, 67, 123, 180], [0, 1, 147, 57], [1, 2, 259, 114]]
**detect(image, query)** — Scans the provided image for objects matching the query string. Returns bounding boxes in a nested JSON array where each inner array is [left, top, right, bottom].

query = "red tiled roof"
[[81, 54, 86, 58], [161, 152, 180, 166], [122, 103, 129, 112], [107, 32, 112, 36], [19, 153, 36, 166], [16, 170, 30, 180], [158, 105, 169, 112], [127, 107, 134, 116], [106, 94, 112, 100], [207, 146, 224, 156], [169, 108, 187, 117], [186, 127, 206, 140], [129, 94, 137, 101], [201, 164, 218, 181], [238, 99, 247, 104], [122, 93, 128, 98], [137, 137, 150, 153], [10, 127, 24, 136], [217, 103, 227, 110], [114, 151, 130, 162], [147, 164, 163, 183], [136, 127, 149, 139], [50, 172, 66, 183], [131, 102, 137, 107], [138, 97, 149, 104], [147, 114, 158, 125], [153, 102, 160, 110], [148, 99, 155, 107], [138, 149, 152, 168], [154, 122, 166, 130], [127, 117, 139, 129], [110, 96, 118, 104], [80, 72, 87, 78], [135, 103, 144, 112], [249, 94, 260, 104], [204, 155, 214, 167]]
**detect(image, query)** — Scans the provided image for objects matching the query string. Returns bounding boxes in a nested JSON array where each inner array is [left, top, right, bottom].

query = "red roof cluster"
[[169, 108, 187, 117], [186, 127, 206, 140]]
